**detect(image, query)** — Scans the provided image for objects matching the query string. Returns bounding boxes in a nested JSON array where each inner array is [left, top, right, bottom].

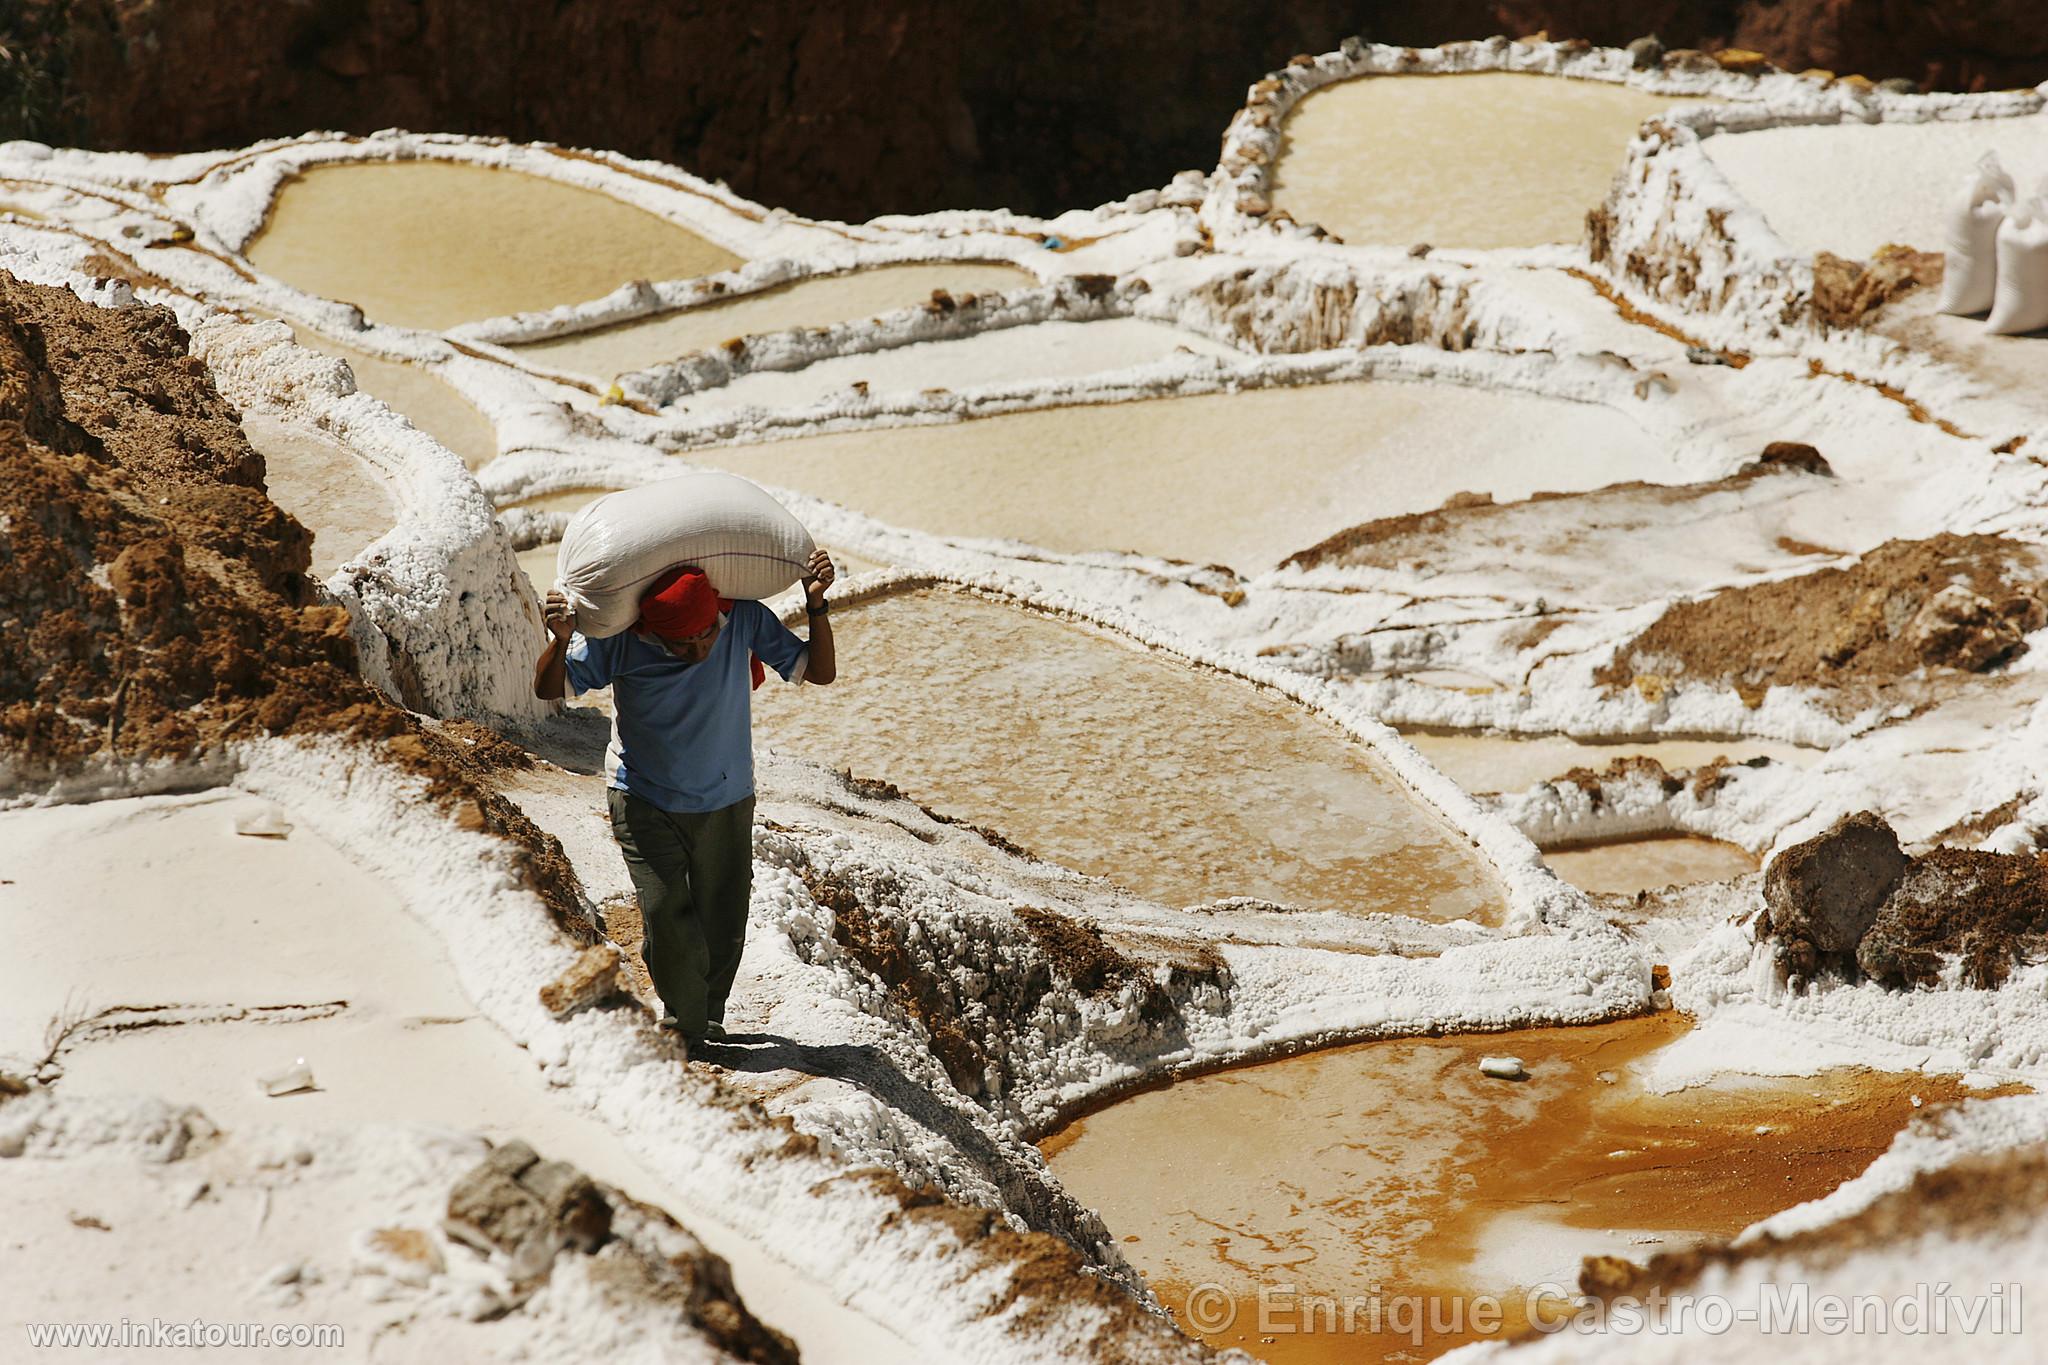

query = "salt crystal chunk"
[[257, 1057, 315, 1097], [1479, 1055, 1526, 1080]]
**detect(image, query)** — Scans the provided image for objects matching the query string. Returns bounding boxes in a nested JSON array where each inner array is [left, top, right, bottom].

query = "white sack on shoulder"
[[556, 472, 815, 638], [1986, 188, 2048, 335], [1938, 152, 2014, 316]]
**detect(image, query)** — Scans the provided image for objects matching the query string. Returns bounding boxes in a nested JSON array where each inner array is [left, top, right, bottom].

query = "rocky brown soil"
[[1597, 533, 2048, 714], [0, 271, 592, 936], [5, 4, 2044, 221], [1284, 441, 1832, 572], [1757, 811, 2048, 990]]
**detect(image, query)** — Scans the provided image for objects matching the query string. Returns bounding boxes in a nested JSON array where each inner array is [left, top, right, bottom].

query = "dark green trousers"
[[606, 788, 755, 1041]]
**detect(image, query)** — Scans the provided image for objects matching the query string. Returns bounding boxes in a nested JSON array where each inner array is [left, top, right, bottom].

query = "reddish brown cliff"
[[5, 2, 2045, 221]]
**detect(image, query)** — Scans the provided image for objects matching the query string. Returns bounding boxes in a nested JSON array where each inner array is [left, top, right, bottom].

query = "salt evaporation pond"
[[1045, 1013, 1999, 1362], [751, 587, 1504, 923], [243, 412, 398, 577], [697, 379, 1665, 570], [276, 321, 498, 470], [0, 792, 905, 1363], [1269, 74, 1691, 249], [1543, 835, 1759, 896], [1703, 111, 2048, 260], [675, 318, 1240, 414], [511, 262, 1033, 381], [247, 160, 743, 330]]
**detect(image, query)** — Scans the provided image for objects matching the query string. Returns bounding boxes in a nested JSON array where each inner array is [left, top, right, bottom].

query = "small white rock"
[[1479, 1055, 1526, 1080], [233, 804, 293, 839]]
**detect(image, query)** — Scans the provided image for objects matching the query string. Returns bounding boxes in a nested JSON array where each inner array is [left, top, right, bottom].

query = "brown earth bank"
[[4, 4, 2045, 222], [0, 269, 590, 935], [1759, 811, 2048, 989], [1283, 440, 1832, 571], [1596, 533, 2048, 714]]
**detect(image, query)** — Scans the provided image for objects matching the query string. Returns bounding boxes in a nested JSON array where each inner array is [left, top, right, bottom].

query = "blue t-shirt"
[[564, 600, 807, 813]]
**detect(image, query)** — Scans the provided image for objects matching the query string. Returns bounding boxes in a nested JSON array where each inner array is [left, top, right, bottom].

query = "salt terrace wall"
[[190, 316, 553, 726]]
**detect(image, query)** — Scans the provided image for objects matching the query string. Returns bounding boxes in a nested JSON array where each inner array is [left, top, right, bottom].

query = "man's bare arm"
[[534, 590, 574, 700], [801, 549, 837, 685]]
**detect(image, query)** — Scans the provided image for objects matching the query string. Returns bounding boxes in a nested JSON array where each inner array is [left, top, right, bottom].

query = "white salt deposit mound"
[[556, 472, 815, 637], [1938, 153, 2014, 316]]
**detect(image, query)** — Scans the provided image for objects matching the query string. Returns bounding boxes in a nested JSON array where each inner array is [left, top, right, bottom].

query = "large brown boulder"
[[1760, 812, 1907, 978]]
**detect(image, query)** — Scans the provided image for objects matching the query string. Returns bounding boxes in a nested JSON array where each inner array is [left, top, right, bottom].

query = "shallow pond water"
[[511, 262, 1034, 381], [1045, 1012, 2000, 1362], [280, 322, 499, 470], [751, 587, 1504, 922], [247, 159, 744, 330], [1269, 74, 1693, 249], [244, 412, 399, 578], [696, 378, 1664, 571], [1542, 835, 1759, 897]]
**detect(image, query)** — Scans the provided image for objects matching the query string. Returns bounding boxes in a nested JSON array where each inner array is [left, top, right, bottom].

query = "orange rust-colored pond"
[[1043, 1012, 2016, 1363]]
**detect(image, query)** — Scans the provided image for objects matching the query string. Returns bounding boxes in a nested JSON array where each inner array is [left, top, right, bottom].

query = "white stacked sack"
[[1938, 152, 2013, 316], [1989, 188, 2048, 335], [554, 472, 815, 639]]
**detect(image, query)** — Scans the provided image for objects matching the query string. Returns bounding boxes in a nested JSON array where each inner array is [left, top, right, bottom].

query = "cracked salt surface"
[[1703, 110, 2048, 260], [0, 789, 912, 1364]]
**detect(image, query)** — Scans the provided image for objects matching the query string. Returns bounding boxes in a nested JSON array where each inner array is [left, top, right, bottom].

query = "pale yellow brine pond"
[[248, 160, 744, 330], [1269, 73, 1692, 248], [752, 588, 1504, 922]]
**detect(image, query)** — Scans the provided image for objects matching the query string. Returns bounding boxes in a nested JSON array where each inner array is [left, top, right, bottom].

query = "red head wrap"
[[636, 566, 720, 638]]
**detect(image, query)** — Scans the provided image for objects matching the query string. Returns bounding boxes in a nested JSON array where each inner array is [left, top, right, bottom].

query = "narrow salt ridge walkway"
[[509, 261, 1038, 383], [669, 318, 1241, 415], [0, 790, 916, 1364]]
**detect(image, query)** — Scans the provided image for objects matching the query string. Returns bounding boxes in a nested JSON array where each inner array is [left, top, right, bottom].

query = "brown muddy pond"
[[243, 412, 398, 578], [1543, 836, 1759, 897], [1269, 73, 1692, 249], [1044, 1012, 2004, 1363], [510, 261, 1034, 382], [696, 379, 1662, 571], [752, 587, 1504, 922], [247, 160, 744, 330]]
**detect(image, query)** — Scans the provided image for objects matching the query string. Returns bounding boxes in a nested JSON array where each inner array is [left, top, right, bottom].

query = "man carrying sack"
[[532, 548, 837, 1048]]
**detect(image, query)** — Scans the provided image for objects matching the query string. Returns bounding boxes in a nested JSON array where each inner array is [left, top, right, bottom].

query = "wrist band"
[[806, 599, 829, 615]]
